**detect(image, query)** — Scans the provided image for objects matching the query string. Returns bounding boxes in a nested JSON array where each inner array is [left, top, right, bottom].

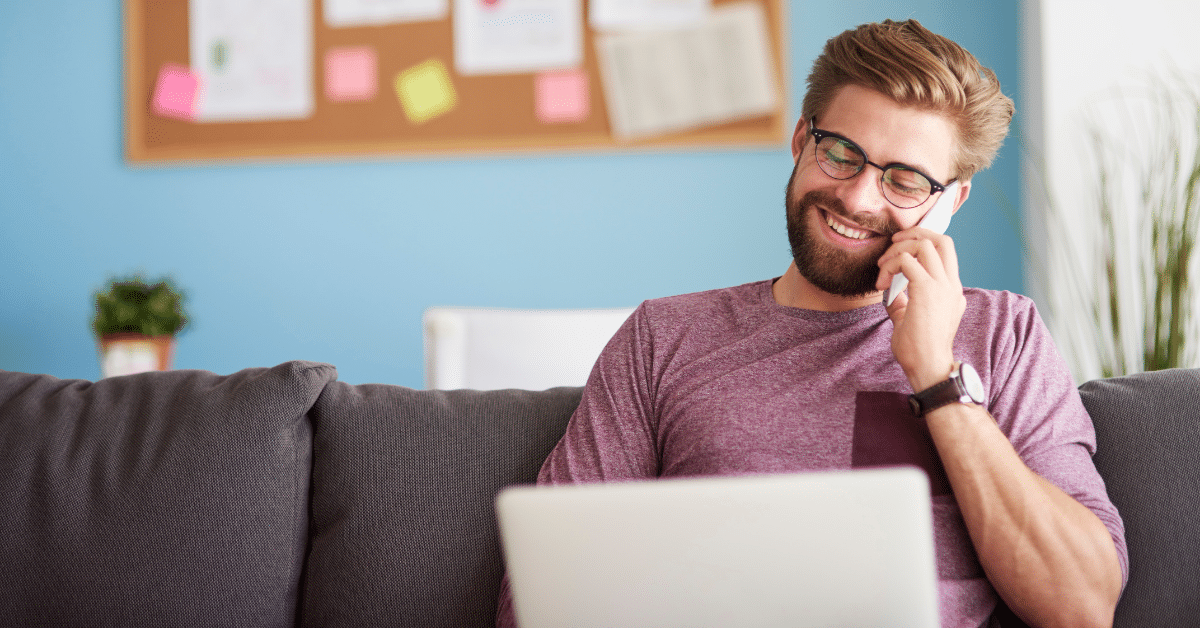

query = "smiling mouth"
[[822, 210, 877, 241]]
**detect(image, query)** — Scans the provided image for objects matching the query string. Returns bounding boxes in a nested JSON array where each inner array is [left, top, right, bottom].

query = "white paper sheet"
[[590, 0, 710, 31], [595, 0, 776, 139], [453, 0, 582, 75], [324, 0, 448, 26], [189, 0, 314, 122]]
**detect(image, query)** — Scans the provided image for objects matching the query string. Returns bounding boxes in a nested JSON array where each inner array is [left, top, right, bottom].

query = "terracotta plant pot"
[[98, 333, 175, 378]]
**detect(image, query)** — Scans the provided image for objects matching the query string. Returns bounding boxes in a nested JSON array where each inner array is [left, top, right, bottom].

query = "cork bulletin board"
[[123, 0, 788, 163]]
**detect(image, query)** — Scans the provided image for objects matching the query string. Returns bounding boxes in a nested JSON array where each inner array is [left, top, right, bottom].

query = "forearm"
[[925, 402, 1122, 628]]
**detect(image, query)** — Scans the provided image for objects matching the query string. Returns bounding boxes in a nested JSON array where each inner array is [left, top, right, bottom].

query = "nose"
[[836, 165, 894, 220]]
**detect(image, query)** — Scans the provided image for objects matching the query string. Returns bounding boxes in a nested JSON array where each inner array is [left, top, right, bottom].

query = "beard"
[[784, 164, 897, 298]]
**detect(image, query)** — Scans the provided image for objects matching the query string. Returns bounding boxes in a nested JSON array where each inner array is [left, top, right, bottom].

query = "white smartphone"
[[884, 181, 959, 306]]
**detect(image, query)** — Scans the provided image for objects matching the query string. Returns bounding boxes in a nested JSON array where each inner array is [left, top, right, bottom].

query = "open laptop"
[[496, 467, 939, 628]]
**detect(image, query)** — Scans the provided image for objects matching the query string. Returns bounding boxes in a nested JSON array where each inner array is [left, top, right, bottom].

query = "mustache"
[[797, 190, 899, 237]]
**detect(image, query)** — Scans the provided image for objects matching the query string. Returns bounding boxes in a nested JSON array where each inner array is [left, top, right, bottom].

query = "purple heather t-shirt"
[[497, 279, 1128, 628]]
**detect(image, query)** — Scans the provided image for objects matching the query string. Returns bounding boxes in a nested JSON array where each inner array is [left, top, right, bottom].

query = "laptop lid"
[[496, 467, 939, 628]]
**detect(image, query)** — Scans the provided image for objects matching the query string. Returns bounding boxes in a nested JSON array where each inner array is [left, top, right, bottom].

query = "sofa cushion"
[[1080, 367, 1200, 627], [302, 384, 581, 628], [0, 361, 336, 627]]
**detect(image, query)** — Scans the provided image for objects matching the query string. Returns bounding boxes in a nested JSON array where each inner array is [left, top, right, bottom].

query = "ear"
[[950, 179, 971, 215], [790, 117, 809, 163]]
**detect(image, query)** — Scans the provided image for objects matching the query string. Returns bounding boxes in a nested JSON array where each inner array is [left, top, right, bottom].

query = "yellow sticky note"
[[394, 59, 457, 124]]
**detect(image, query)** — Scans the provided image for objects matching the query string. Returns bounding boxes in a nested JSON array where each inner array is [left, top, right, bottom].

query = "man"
[[498, 19, 1126, 628]]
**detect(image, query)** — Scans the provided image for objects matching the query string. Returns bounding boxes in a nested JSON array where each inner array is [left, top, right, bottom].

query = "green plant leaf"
[[92, 275, 190, 337]]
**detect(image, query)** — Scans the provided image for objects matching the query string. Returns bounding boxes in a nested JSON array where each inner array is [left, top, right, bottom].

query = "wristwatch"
[[908, 361, 986, 416]]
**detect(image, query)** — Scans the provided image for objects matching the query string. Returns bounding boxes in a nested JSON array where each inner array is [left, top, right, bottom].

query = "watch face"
[[960, 363, 985, 404]]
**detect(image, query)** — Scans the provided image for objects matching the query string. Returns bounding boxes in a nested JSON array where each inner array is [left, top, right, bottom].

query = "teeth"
[[826, 213, 871, 240]]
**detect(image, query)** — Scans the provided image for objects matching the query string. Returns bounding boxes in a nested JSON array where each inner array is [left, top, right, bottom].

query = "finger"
[[876, 252, 929, 296], [892, 231, 959, 280], [883, 285, 908, 323], [937, 235, 960, 284], [877, 239, 920, 269], [890, 226, 937, 243], [875, 251, 903, 290], [881, 236, 950, 284], [910, 237, 947, 283], [894, 251, 932, 287], [892, 226, 950, 242], [878, 240, 938, 279]]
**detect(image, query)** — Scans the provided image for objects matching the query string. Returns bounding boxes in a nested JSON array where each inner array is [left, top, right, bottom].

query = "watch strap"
[[908, 372, 964, 417]]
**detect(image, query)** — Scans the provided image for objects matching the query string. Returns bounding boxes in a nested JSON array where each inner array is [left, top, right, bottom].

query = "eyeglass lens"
[[814, 136, 933, 208]]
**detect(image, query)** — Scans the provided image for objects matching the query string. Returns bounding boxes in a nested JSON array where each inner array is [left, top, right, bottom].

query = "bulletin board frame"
[[122, 0, 789, 164]]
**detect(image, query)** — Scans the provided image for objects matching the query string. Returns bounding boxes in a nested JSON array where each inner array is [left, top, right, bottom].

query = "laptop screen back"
[[497, 467, 939, 628]]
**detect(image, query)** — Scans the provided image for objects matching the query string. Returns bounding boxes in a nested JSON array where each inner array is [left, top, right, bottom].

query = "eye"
[[819, 139, 863, 169], [883, 167, 932, 196]]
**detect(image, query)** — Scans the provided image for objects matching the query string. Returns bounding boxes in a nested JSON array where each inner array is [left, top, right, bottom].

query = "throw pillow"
[[302, 383, 580, 628], [0, 361, 336, 627]]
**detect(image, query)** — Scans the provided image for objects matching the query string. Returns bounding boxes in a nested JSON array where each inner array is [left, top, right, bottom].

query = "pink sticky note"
[[325, 47, 378, 102], [152, 64, 200, 121], [535, 70, 589, 124]]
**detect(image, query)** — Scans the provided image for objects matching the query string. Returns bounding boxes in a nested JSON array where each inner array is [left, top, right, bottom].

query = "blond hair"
[[801, 19, 1014, 181]]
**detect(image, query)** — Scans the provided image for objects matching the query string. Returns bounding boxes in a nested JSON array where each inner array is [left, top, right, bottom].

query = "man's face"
[[785, 85, 960, 298], [785, 166, 896, 296]]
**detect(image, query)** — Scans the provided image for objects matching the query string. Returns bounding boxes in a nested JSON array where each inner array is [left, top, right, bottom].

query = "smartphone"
[[884, 181, 959, 306]]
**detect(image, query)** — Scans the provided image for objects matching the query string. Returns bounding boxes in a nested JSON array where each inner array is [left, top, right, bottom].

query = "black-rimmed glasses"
[[808, 117, 952, 209]]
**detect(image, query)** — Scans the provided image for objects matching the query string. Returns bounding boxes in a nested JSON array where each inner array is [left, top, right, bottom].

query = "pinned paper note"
[[394, 59, 458, 123], [596, 0, 776, 139], [324, 0, 448, 25], [453, 0, 582, 75], [590, 0, 710, 30], [325, 47, 378, 102], [152, 64, 201, 120], [535, 69, 589, 123], [189, 0, 313, 122]]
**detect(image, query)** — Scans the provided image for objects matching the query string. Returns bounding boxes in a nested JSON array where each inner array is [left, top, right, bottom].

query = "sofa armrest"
[[1080, 367, 1200, 627]]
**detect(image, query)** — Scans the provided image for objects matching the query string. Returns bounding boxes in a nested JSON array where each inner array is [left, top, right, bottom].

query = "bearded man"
[[498, 18, 1126, 628]]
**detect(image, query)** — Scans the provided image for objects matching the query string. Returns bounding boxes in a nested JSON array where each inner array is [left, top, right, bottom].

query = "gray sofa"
[[0, 361, 1196, 627]]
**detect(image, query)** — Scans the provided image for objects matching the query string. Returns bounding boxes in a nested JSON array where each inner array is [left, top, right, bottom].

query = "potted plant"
[[92, 275, 189, 378]]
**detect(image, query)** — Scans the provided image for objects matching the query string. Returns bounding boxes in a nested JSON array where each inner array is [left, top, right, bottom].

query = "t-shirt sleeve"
[[537, 301, 661, 484], [984, 298, 1129, 588], [496, 303, 660, 628]]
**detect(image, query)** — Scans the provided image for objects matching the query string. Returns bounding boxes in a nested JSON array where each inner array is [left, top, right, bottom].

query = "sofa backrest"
[[300, 381, 581, 628], [5, 359, 1192, 628], [0, 361, 336, 627], [1080, 367, 1200, 627]]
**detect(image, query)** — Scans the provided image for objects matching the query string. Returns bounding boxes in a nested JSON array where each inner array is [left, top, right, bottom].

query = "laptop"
[[496, 467, 939, 628]]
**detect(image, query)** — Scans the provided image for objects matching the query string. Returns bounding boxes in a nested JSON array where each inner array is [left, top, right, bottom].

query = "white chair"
[[423, 307, 636, 390]]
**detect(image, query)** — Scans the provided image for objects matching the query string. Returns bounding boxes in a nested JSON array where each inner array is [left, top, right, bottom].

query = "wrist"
[[906, 357, 955, 393], [908, 360, 987, 417]]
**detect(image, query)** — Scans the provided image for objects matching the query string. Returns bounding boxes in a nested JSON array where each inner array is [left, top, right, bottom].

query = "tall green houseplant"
[[1050, 78, 1200, 379]]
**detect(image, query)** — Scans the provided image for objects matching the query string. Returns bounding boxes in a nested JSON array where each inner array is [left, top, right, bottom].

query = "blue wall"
[[0, 1, 1023, 386]]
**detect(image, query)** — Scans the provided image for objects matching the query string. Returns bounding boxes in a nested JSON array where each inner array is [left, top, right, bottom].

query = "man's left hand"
[[876, 228, 966, 392]]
